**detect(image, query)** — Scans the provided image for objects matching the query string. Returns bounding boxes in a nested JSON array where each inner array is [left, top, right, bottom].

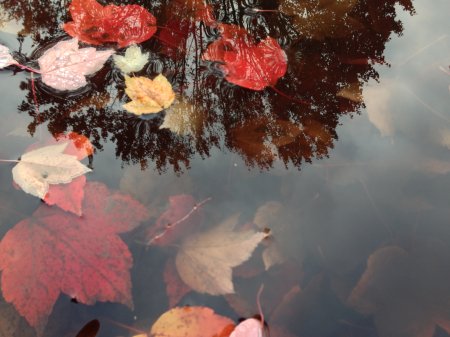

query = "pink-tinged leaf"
[[38, 38, 114, 91], [0, 44, 18, 68], [163, 258, 191, 308], [146, 194, 205, 246], [202, 24, 287, 90], [0, 181, 149, 335], [230, 318, 263, 337], [44, 176, 86, 216], [64, 0, 157, 48]]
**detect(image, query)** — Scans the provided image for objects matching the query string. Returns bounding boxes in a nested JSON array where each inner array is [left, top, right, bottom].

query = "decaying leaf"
[[64, 0, 157, 48], [163, 258, 192, 308], [123, 74, 176, 115], [279, 0, 363, 40], [0, 182, 149, 334], [0, 44, 17, 68], [159, 100, 203, 136], [113, 44, 149, 74], [12, 142, 91, 199], [38, 38, 114, 91], [175, 214, 268, 295], [148, 306, 235, 337], [336, 82, 363, 103], [202, 24, 287, 90]]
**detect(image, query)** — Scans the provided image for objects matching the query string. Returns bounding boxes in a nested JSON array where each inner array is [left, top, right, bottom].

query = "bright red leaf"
[[146, 194, 205, 246], [0, 181, 149, 334], [202, 24, 287, 90], [64, 0, 157, 48]]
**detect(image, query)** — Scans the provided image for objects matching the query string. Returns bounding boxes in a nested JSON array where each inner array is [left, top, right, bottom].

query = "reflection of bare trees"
[[3, 0, 415, 171]]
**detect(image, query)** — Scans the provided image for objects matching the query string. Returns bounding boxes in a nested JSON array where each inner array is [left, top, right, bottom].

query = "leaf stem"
[[270, 86, 311, 105], [0, 159, 20, 163]]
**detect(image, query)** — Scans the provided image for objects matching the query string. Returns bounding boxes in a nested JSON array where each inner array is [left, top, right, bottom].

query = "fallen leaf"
[[12, 142, 91, 199], [149, 306, 235, 337], [159, 99, 204, 136], [0, 44, 17, 68], [336, 82, 363, 103], [113, 44, 149, 74], [38, 38, 114, 91], [0, 181, 149, 334], [279, 0, 363, 40], [202, 24, 287, 90], [75, 319, 100, 337], [64, 0, 157, 48], [123, 74, 176, 115], [230, 318, 263, 337], [146, 194, 204, 246], [364, 84, 395, 137], [175, 213, 267, 295], [163, 258, 192, 308]]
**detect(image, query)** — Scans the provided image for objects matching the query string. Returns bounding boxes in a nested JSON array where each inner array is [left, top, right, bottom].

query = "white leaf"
[[230, 318, 263, 337], [175, 214, 267, 295], [0, 44, 17, 68], [38, 38, 114, 91], [12, 143, 92, 199], [113, 44, 149, 74]]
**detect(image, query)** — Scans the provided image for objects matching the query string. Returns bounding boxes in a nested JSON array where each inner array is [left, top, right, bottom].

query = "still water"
[[0, 0, 450, 336]]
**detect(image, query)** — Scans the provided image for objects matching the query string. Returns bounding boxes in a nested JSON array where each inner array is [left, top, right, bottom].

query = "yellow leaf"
[[148, 306, 235, 337], [123, 74, 175, 115]]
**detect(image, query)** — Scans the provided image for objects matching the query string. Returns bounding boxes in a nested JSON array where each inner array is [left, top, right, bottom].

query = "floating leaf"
[[113, 44, 149, 74], [75, 319, 100, 337], [159, 100, 203, 136], [202, 24, 287, 90], [12, 142, 91, 199], [230, 318, 263, 337], [0, 44, 17, 68], [163, 258, 192, 308], [149, 306, 235, 337], [123, 74, 176, 115], [0, 182, 149, 334], [64, 0, 157, 48], [175, 214, 267, 295], [38, 38, 114, 91]]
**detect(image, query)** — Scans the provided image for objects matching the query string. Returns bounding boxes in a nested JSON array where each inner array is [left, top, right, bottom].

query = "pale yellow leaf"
[[123, 74, 175, 115], [113, 44, 149, 74], [175, 214, 267, 295]]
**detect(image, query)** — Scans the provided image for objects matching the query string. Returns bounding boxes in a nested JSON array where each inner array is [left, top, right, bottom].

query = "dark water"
[[0, 0, 450, 336]]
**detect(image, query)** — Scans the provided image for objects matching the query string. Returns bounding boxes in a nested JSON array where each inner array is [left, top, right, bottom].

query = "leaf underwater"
[[38, 38, 114, 91], [230, 318, 263, 337], [175, 213, 268, 295], [64, 0, 157, 48], [0, 44, 17, 68], [123, 74, 176, 115], [12, 142, 91, 199], [113, 44, 149, 74], [0, 182, 149, 334]]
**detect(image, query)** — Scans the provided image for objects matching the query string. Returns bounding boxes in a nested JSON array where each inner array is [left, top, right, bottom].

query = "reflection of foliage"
[[3, 0, 415, 171]]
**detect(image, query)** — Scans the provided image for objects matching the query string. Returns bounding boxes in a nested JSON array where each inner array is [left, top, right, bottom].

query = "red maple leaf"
[[202, 24, 287, 90], [146, 194, 205, 246], [63, 0, 157, 48], [0, 181, 149, 334], [163, 258, 191, 307]]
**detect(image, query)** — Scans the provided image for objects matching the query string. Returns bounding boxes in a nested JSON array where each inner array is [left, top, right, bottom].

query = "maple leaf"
[[63, 0, 157, 48], [159, 99, 204, 136], [279, 0, 363, 40], [0, 181, 149, 334], [202, 24, 287, 90], [12, 142, 91, 199], [148, 306, 235, 337], [175, 213, 267, 295], [123, 75, 176, 115], [38, 38, 114, 91], [113, 44, 149, 74], [163, 258, 192, 308], [0, 44, 17, 68], [230, 318, 263, 337]]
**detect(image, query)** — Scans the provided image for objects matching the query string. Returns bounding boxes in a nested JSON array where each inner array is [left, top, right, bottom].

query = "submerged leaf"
[[38, 38, 114, 91], [149, 306, 235, 337], [64, 0, 157, 48], [113, 44, 149, 74], [75, 319, 100, 337], [12, 142, 91, 199], [175, 214, 267, 295], [123, 75, 176, 114], [230, 318, 263, 337]]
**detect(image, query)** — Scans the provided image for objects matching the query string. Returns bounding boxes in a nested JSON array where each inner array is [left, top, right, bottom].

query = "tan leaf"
[[175, 214, 267, 295], [123, 74, 175, 115], [12, 143, 91, 199], [159, 99, 204, 136]]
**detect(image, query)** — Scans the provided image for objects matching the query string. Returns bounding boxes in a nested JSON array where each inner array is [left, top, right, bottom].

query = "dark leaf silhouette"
[[75, 319, 100, 337], [0, 182, 149, 334], [63, 0, 157, 48], [202, 24, 287, 90]]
